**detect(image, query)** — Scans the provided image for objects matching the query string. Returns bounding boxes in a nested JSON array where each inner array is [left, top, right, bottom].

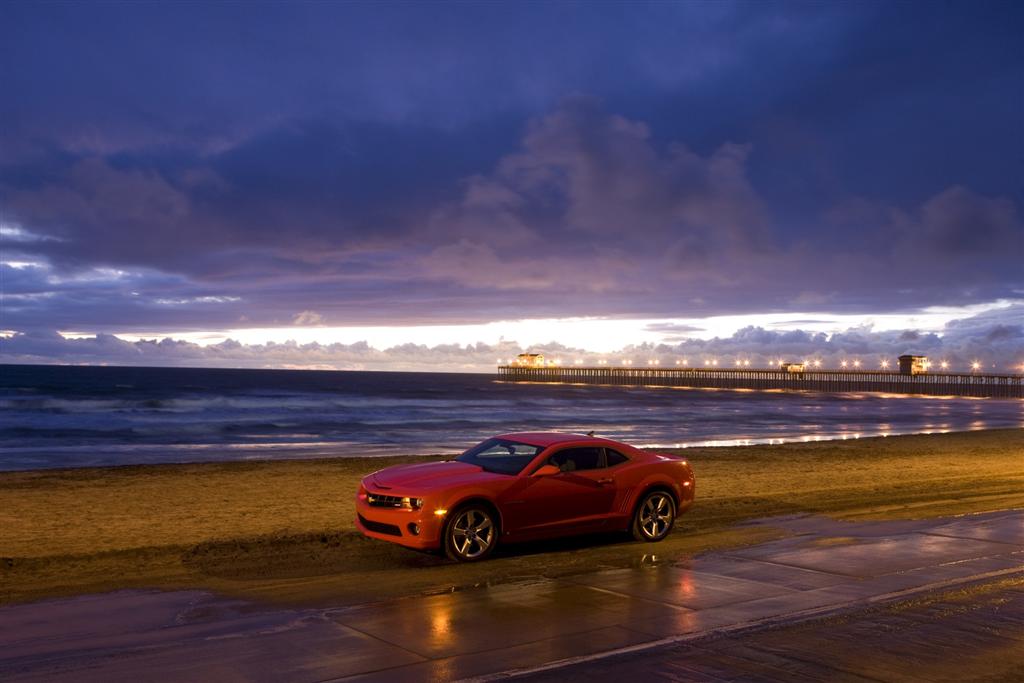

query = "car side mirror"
[[532, 464, 560, 477]]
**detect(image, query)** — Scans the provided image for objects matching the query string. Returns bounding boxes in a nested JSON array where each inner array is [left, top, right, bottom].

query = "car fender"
[[627, 471, 685, 514], [437, 485, 505, 532]]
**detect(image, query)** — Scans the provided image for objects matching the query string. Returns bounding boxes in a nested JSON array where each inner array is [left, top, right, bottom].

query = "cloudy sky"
[[1, 1, 1022, 371]]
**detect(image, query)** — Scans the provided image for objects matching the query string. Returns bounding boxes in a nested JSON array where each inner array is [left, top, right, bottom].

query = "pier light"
[[813, 360, 822, 368], [682, 358, 688, 366], [840, 360, 848, 368], [971, 361, 981, 371], [675, 359, 681, 365], [940, 360, 949, 370], [574, 359, 583, 365], [712, 359, 718, 366], [880, 359, 890, 369], [743, 359, 751, 367], [853, 359, 861, 368], [735, 359, 742, 367]]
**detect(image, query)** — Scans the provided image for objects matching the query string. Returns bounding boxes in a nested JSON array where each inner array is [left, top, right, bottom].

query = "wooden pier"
[[497, 365, 1024, 399]]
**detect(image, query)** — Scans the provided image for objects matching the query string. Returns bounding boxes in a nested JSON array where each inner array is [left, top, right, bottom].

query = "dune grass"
[[1, 428, 1022, 606]]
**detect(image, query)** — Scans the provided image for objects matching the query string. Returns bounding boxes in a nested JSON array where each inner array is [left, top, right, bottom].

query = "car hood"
[[369, 460, 505, 491]]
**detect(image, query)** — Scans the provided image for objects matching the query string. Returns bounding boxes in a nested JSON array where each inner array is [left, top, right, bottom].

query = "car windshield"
[[455, 438, 545, 475]]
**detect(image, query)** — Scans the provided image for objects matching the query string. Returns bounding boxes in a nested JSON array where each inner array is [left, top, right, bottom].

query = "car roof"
[[494, 432, 626, 448]]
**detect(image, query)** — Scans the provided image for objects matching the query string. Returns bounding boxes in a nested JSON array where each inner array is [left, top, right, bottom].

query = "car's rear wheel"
[[444, 505, 497, 562], [632, 490, 676, 542]]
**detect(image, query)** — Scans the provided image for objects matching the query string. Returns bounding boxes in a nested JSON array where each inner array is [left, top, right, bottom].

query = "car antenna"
[[586, 430, 595, 437]]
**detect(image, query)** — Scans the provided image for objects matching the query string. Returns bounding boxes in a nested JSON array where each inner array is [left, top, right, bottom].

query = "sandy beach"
[[2, 429, 1022, 607]]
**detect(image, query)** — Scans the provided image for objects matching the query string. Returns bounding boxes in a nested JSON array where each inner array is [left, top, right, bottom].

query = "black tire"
[[631, 490, 676, 542], [443, 505, 498, 562]]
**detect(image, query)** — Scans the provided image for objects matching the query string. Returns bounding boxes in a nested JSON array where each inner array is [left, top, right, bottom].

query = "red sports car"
[[355, 432, 695, 561]]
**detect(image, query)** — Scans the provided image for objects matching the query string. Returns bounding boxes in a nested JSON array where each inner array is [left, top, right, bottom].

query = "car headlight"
[[401, 497, 424, 510]]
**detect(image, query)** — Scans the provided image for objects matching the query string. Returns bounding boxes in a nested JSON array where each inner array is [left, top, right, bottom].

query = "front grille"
[[358, 513, 402, 537], [367, 493, 404, 508]]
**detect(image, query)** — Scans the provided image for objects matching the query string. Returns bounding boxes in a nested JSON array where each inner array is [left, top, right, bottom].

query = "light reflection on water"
[[1, 365, 1021, 471]]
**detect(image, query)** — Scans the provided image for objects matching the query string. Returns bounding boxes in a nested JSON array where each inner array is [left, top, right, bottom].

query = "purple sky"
[[1, 1, 1022, 370]]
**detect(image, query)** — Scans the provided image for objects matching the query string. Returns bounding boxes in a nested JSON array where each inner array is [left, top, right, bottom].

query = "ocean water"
[[1, 364, 1021, 471]]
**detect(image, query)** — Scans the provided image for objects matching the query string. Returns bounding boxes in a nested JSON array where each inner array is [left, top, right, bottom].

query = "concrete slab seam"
[[716, 553, 864, 578], [570, 583, 692, 611]]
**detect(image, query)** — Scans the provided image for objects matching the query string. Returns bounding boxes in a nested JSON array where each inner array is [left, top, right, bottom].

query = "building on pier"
[[899, 355, 929, 375], [514, 353, 546, 368]]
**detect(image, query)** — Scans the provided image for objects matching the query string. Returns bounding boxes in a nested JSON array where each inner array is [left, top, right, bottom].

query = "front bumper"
[[354, 496, 446, 551]]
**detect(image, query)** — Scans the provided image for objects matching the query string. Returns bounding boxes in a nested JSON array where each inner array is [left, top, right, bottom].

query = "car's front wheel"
[[632, 490, 676, 542], [444, 505, 498, 562]]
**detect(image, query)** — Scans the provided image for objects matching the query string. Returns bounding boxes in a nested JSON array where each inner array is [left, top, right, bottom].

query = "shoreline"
[[2, 428, 1022, 608], [2, 423, 1019, 474]]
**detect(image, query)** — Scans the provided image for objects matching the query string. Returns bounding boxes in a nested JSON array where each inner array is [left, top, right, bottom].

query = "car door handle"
[[597, 478, 614, 485]]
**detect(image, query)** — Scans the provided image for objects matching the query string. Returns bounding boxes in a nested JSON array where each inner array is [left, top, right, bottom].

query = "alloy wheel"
[[447, 508, 496, 561], [635, 492, 675, 541]]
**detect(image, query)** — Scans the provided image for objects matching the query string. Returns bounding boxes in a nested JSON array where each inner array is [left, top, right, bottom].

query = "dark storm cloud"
[[1, 2, 843, 151], [1, 1, 1022, 336]]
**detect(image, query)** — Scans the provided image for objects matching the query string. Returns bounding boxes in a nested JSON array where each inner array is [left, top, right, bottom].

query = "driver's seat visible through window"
[[548, 447, 602, 472]]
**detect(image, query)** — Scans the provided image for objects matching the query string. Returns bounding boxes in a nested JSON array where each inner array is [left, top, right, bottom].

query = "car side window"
[[548, 447, 603, 472], [604, 449, 629, 467]]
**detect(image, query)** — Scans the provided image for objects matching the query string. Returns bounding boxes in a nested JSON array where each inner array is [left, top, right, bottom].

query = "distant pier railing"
[[497, 366, 1024, 399]]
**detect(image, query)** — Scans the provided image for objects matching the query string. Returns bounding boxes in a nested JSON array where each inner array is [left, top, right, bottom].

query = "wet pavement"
[[522, 573, 1024, 682], [1, 510, 1022, 682]]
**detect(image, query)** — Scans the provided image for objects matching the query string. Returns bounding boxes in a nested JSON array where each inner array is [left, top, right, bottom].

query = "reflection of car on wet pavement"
[[355, 432, 695, 561]]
